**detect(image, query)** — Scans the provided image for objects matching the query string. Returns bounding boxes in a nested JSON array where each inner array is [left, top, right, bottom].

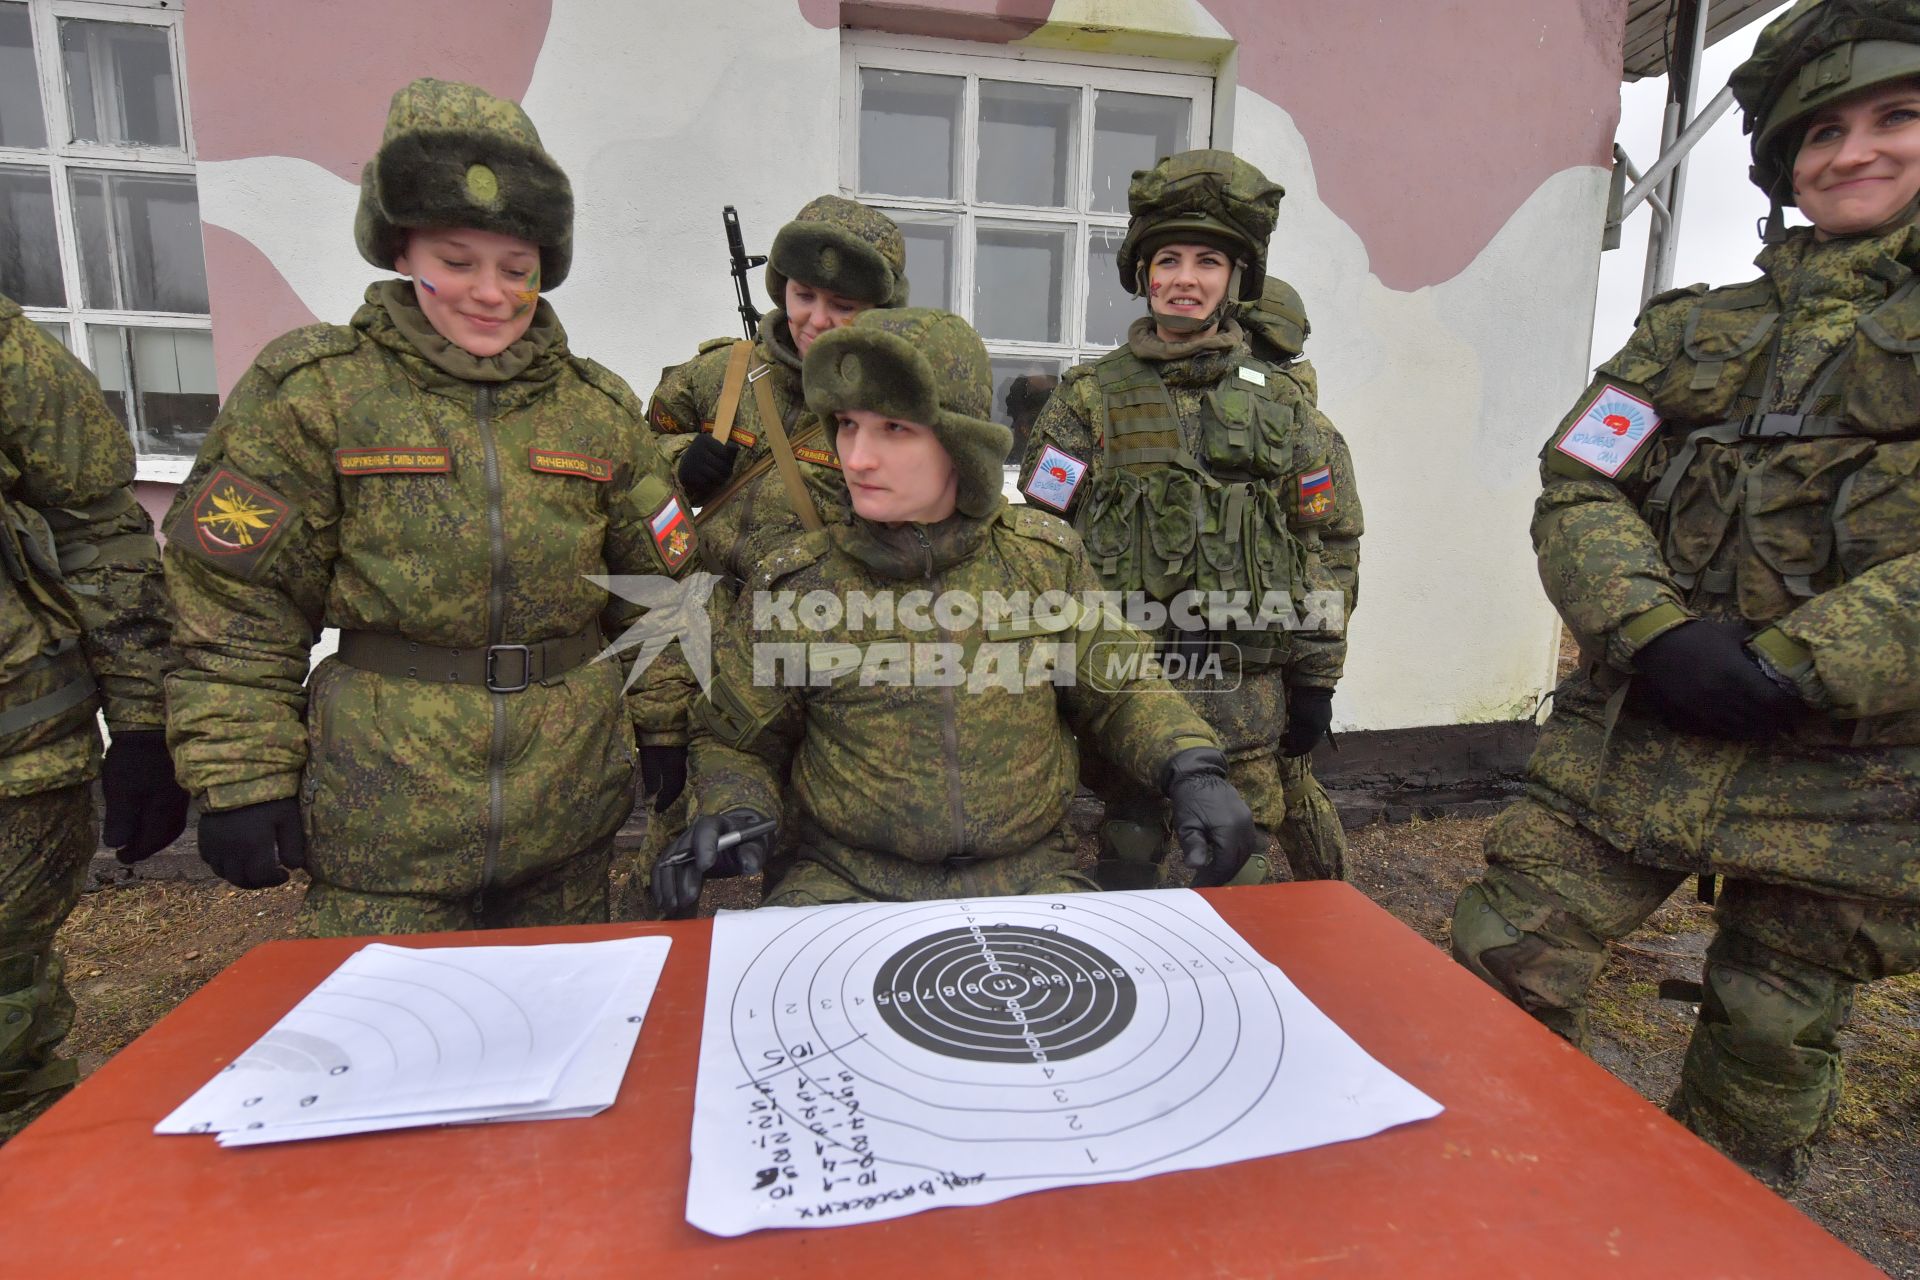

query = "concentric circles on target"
[[870, 925, 1136, 1063]]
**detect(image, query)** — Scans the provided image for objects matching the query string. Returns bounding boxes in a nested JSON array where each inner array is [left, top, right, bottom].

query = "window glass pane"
[[1084, 225, 1138, 349], [0, 164, 64, 306], [32, 320, 69, 350], [1091, 91, 1189, 214], [0, 3, 46, 149], [881, 209, 956, 310], [975, 222, 1068, 344], [60, 19, 181, 148], [92, 325, 217, 457], [70, 169, 209, 313], [990, 354, 1065, 465], [859, 69, 961, 200], [976, 81, 1074, 208]]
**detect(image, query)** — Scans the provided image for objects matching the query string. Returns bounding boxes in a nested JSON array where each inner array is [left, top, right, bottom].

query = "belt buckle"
[[486, 644, 532, 693], [1741, 412, 1801, 440]]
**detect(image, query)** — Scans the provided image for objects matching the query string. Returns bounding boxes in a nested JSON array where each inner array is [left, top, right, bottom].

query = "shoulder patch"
[[1005, 504, 1082, 556], [254, 324, 361, 382], [569, 355, 648, 420], [750, 530, 834, 593], [1552, 383, 1663, 478], [166, 464, 296, 580], [1021, 444, 1089, 513]]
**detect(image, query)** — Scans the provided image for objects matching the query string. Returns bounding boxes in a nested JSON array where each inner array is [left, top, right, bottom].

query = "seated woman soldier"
[[654, 309, 1258, 912]]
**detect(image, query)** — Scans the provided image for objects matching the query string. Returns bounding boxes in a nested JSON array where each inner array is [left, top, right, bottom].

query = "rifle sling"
[[709, 339, 754, 441], [694, 366, 827, 531]]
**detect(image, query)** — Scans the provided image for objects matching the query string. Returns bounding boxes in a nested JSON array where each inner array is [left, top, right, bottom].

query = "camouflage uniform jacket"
[[690, 501, 1218, 868], [1016, 319, 1355, 688], [165, 282, 696, 842], [644, 313, 848, 584], [0, 296, 169, 799], [1528, 223, 1920, 901]]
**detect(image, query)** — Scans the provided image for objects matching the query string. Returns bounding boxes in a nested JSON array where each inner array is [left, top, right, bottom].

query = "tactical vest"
[[1633, 268, 1920, 628], [1074, 348, 1314, 669]]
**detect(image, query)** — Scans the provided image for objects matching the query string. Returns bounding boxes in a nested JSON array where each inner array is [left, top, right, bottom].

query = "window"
[[842, 38, 1212, 462], [1, 0, 213, 478]]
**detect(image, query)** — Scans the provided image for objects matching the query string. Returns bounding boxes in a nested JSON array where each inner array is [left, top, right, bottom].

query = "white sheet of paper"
[[686, 891, 1441, 1236], [158, 936, 670, 1141]]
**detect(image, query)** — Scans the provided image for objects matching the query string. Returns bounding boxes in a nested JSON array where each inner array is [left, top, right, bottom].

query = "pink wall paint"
[[134, 481, 173, 536], [184, 0, 551, 182], [1199, 0, 1626, 289], [202, 226, 320, 398]]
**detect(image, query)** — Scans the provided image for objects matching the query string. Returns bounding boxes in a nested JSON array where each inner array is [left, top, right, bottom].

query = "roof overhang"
[[1622, 0, 1781, 81]]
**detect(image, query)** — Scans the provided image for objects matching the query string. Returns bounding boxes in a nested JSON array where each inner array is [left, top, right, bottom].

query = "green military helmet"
[[1732, 0, 1920, 202], [802, 308, 1010, 518], [354, 78, 573, 287], [1116, 149, 1283, 303], [766, 195, 910, 310], [1234, 275, 1312, 360]]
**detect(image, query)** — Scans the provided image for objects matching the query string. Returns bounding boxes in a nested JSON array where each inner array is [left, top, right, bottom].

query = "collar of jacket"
[[828, 498, 1004, 581], [1125, 315, 1246, 387], [1754, 217, 1920, 296], [361, 279, 565, 388], [757, 310, 805, 376]]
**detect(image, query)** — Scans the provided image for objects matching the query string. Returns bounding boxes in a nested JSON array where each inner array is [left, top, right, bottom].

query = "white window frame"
[[3, 0, 206, 482], [839, 35, 1212, 464]]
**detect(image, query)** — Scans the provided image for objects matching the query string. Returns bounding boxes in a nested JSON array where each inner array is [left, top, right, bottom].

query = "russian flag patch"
[[650, 495, 695, 570], [1297, 465, 1334, 521]]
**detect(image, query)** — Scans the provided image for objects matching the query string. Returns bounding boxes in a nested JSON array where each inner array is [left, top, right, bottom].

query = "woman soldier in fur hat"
[[653, 309, 1258, 912], [163, 79, 701, 935], [1016, 151, 1360, 893], [1453, 0, 1920, 1187]]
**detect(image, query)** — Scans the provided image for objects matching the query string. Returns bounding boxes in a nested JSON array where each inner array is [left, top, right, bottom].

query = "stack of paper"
[[157, 936, 670, 1146]]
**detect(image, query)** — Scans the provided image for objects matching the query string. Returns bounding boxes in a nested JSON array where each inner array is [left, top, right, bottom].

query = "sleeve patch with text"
[[1553, 384, 1663, 478], [1022, 445, 1089, 512]]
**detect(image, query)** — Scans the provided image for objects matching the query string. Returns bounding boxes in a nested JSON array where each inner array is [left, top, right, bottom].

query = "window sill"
[[135, 457, 194, 485]]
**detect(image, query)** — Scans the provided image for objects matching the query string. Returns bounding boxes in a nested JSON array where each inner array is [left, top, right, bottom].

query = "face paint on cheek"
[[1148, 279, 1163, 298], [512, 267, 541, 318], [416, 276, 439, 296]]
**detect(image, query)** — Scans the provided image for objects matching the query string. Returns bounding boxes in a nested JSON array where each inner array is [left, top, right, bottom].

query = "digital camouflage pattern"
[[1457, 218, 1920, 1182], [165, 282, 696, 929], [0, 297, 170, 797], [1, 296, 170, 1131], [689, 503, 1219, 904], [0, 784, 93, 1136], [1017, 318, 1356, 883], [355, 78, 574, 288]]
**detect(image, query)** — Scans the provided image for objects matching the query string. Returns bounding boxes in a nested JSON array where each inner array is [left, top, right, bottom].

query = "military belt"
[[337, 624, 604, 693]]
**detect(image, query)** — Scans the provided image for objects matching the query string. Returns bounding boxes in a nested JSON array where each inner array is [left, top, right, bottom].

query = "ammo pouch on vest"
[[1078, 351, 1307, 671]]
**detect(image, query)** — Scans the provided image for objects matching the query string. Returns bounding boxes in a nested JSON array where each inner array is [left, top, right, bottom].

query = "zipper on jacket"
[[477, 385, 508, 903], [917, 525, 966, 857]]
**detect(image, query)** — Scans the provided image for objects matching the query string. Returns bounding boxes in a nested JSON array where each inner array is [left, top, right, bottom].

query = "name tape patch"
[[1237, 365, 1267, 387], [1553, 384, 1662, 478], [334, 446, 451, 476], [650, 495, 695, 569], [1297, 465, 1334, 521], [529, 448, 614, 482], [1022, 445, 1089, 513], [793, 443, 841, 471]]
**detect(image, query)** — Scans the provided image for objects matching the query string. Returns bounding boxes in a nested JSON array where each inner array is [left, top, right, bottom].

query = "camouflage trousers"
[[1454, 797, 1920, 1185], [0, 783, 94, 1140], [303, 838, 613, 937], [763, 825, 1097, 906]]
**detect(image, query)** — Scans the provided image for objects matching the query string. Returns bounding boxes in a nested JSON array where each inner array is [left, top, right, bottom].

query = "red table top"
[[0, 883, 1871, 1277]]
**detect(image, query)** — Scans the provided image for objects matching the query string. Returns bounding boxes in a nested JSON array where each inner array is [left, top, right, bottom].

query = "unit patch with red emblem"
[[1022, 445, 1089, 513], [170, 466, 294, 580], [1552, 384, 1663, 478], [649, 495, 695, 570]]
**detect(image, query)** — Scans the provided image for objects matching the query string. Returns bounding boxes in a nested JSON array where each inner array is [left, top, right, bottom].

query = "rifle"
[[723, 206, 767, 340]]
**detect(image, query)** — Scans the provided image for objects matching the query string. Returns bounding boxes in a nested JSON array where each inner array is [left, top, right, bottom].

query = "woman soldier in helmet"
[[628, 198, 907, 899], [163, 79, 700, 935], [653, 309, 1257, 912], [1453, 0, 1920, 1188], [1017, 151, 1359, 893]]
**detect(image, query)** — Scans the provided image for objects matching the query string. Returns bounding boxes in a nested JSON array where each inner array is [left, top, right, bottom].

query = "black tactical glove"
[[1161, 747, 1258, 888], [1631, 620, 1805, 741], [197, 797, 307, 890], [100, 730, 191, 864], [639, 743, 688, 813], [652, 808, 774, 919], [1281, 686, 1334, 757], [677, 433, 741, 505]]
